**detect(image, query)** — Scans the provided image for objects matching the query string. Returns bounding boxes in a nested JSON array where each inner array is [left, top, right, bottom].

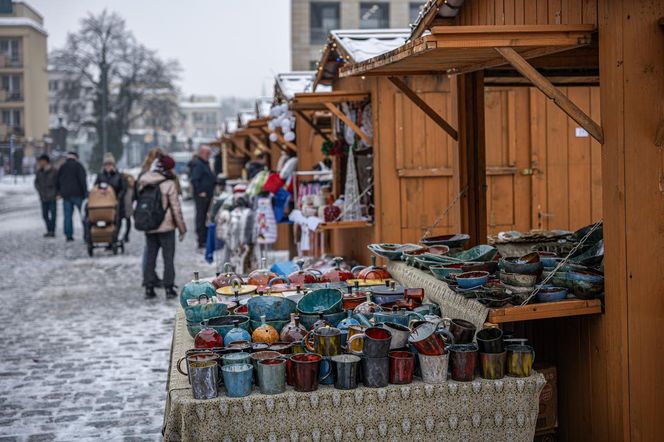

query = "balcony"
[[0, 90, 23, 104], [0, 55, 22, 70]]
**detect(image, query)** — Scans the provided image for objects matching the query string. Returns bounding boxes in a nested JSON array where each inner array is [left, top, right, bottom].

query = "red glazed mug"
[[291, 353, 323, 392], [408, 322, 447, 356], [388, 351, 415, 385]]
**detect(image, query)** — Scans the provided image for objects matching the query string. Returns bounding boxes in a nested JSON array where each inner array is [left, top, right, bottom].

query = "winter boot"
[[165, 287, 177, 299], [145, 287, 157, 299]]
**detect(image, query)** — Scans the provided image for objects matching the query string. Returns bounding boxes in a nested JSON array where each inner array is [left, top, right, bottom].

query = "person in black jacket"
[[34, 154, 58, 237], [57, 151, 87, 241], [94, 153, 125, 211], [190, 145, 216, 249]]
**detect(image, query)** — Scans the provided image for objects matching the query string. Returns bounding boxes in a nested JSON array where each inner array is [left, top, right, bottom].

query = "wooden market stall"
[[337, 0, 664, 440]]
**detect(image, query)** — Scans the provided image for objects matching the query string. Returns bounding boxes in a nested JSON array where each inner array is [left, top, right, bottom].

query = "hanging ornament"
[[343, 144, 362, 221]]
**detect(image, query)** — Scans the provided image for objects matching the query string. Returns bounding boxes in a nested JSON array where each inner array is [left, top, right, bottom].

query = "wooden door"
[[484, 88, 533, 234], [393, 82, 458, 244], [529, 86, 602, 231]]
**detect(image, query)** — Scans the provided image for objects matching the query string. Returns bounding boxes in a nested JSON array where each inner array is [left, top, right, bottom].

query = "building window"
[[2, 109, 21, 128], [409, 2, 425, 23], [310, 2, 340, 44], [360, 2, 390, 29], [1, 74, 21, 100], [0, 38, 21, 66]]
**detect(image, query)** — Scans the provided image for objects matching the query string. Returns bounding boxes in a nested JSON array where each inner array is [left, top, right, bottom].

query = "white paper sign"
[[575, 127, 589, 137]]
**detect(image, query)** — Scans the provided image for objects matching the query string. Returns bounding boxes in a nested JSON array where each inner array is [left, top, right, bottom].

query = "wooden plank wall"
[[458, 0, 598, 25]]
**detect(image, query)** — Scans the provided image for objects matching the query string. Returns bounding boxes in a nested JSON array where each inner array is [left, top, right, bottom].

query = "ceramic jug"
[[194, 327, 223, 349], [180, 271, 217, 309], [280, 313, 307, 342], [252, 315, 279, 344], [223, 320, 251, 346]]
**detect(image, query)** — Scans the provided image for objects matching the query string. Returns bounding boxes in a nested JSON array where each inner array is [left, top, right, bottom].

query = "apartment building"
[[178, 96, 224, 148], [0, 1, 48, 148], [291, 0, 425, 70]]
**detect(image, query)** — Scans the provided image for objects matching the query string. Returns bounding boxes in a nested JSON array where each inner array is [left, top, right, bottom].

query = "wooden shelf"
[[487, 299, 602, 324], [316, 220, 373, 232]]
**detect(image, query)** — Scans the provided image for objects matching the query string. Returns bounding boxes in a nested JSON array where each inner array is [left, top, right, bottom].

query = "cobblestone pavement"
[[0, 180, 213, 441]]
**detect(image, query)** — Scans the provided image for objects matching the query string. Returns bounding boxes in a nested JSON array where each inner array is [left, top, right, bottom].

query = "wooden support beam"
[[248, 134, 270, 153], [324, 102, 372, 145], [388, 76, 459, 141], [457, 71, 488, 247], [274, 130, 299, 153], [258, 127, 291, 154], [496, 47, 605, 144], [295, 110, 332, 143]]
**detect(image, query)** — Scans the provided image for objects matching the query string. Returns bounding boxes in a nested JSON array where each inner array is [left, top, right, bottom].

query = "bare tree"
[[50, 10, 181, 169]]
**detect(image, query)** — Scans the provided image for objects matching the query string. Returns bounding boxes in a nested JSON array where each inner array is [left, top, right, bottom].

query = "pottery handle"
[[346, 334, 366, 356], [319, 359, 333, 382], [176, 357, 188, 376], [303, 331, 315, 353], [198, 294, 209, 303], [268, 276, 288, 287], [440, 317, 452, 328], [436, 328, 455, 347], [361, 269, 382, 281]]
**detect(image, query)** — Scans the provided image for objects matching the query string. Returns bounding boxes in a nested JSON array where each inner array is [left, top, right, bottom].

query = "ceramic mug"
[[479, 351, 506, 380], [304, 327, 342, 356], [362, 356, 389, 388], [376, 322, 410, 349], [331, 354, 361, 390], [476, 327, 503, 353], [408, 322, 446, 356], [418, 353, 449, 384], [221, 363, 253, 397], [348, 327, 392, 358], [291, 353, 323, 392], [189, 359, 219, 400], [177, 350, 219, 385], [449, 343, 478, 382], [449, 318, 477, 344], [388, 351, 415, 385], [221, 351, 251, 366], [346, 325, 368, 353], [506, 344, 535, 377], [257, 358, 286, 395]]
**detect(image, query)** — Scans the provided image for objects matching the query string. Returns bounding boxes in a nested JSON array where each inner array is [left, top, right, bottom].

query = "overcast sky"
[[29, 0, 291, 99]]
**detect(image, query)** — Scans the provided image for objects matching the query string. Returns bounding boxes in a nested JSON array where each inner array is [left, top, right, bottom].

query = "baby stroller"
[[84, 182, 124, 256]]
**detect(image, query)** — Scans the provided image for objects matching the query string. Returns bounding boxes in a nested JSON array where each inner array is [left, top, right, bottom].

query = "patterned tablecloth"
[[163, 309, 545, 442]]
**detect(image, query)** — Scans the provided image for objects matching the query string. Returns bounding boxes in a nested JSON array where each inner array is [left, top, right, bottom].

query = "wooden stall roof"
[[314, 29, 409, 89], [409, 0, 466, 41], [339, 24, 595, 78], [289, 91, 371, 111], [274, 71, 331, 103]]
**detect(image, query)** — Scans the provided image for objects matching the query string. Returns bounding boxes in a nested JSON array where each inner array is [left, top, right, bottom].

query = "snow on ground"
[[0, 180, 214, 441]]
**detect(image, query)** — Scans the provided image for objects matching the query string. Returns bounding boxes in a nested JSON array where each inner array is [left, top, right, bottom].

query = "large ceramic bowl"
[[297, 288, 343, 315], [453, 244, 498, 262], [184, 301, 228, 323], [298, 310, 347, 330], [455, 271, 490, 289], [500, 254, 544, 276], [499, 271, 537, 288], [430, 264, 464, 280], [367, 243, 421, 261], [420, 233, 470, 249], [203, 315, 250, 338], [247, 296, 297, 322], [461, 261, 499, 275], [567, 269, 604, 299], [535, 286, 568, 303]]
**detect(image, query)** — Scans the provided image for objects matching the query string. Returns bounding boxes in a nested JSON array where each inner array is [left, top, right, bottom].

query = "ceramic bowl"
[[297, 288, 343, 315], [184, 302, 228, 324], [420, 233, 470, 249], [297, 310, 347, 330], [500, 283, 533, 304], [461, 261, 499, 275], [453, 244, 498, 262], [499, 271, 537, 288], [430, 264, 464, 280], [536, 286, 568, 303], [455, 271, 490, 289], [203, 315, 251, 338], [567, 269, 604, 299], [537, 252, 559, 269], [500, 255, 544, 276], [247, 296, 297, 322], [249, 319, 289, 333]]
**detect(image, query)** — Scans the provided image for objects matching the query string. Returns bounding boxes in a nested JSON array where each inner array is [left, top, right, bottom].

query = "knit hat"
[[103, 152, 116, 165], [158, 154, 175, 171]]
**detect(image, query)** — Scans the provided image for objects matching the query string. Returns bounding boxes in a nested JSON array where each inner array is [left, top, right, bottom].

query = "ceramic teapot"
[[373, 307, 424, 327], [194, 327, 223, 349], [251, 315, 280, 344], [180, 271, 217, 309], [288, 260, 320, 285], [248, 258, 278, 288], [280, 313, 307, 342], [353, 293, 383, 317], [352, 256, 391, 280], [224, 320, 251, 346], [311, 312, 331, 331], [321, 257, 354, 283], [337, 310, 360, 331], [212, 263, 241, 289]]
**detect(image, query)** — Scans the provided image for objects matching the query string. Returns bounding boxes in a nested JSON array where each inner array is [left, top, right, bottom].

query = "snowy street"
[[0, 178, 211, 441]]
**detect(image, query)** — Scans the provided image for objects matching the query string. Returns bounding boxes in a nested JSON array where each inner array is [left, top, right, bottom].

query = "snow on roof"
[[238, 110, 256, 127], [224, 117, 238, 134], [331, 29, 410, 62], [0, 17, 47, 35], [275, 71, 331, 100], [179, 101, 221, 110], [256, 97, 272, 118]]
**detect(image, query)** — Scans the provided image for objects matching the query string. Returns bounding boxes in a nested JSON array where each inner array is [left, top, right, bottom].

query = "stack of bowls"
[[296, 289, 344, 329], [499, 252, 544, 304], [247, 296, 297, 333]]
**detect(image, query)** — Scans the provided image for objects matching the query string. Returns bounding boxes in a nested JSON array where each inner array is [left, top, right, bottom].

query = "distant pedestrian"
[[121, 172, 135, 242], [190, 145, 216, 249], [94, 153, 125, 200], [57, 151, 87, 241], [137, 154, 187, 299], [34, 154, 58, 238]]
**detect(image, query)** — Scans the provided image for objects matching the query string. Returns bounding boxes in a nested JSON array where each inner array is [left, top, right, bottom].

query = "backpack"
[[134, 180, 167, 231]]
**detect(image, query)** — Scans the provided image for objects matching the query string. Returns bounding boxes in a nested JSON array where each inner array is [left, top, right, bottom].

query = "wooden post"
[[457, 71, 487, 246]]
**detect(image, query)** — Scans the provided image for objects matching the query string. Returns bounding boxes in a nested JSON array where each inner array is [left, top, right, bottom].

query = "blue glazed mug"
[[221, 363, 254, 397]]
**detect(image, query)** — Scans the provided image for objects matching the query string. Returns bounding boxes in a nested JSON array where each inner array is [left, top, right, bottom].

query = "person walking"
[[137, 154, 186, 299], [121, 172, 135, 242], [34, 154, 58, 237], [94, 153, 125, 199], [190, 145, 216, 249], [57, 151, 87, 241]]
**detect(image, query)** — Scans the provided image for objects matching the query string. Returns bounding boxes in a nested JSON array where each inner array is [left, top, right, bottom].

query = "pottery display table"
[[163, 309, 545, 442]]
